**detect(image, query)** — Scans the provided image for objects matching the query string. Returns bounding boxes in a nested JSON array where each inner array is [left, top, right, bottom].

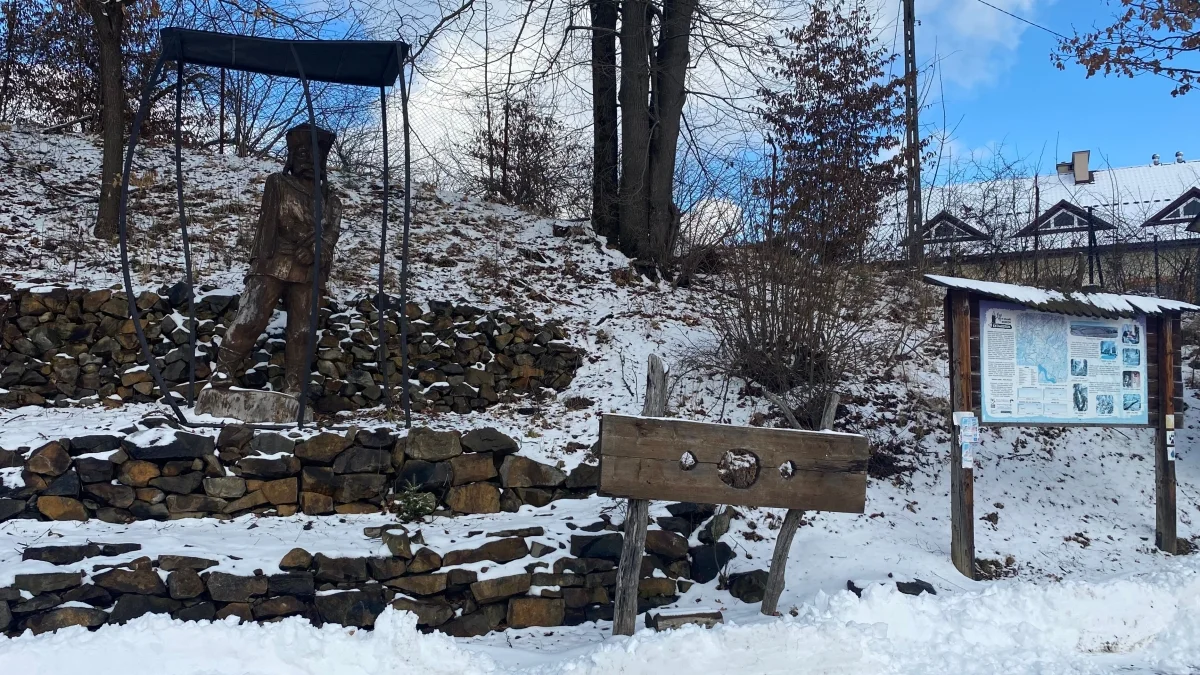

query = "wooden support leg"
[[948, 290, 976, 579], [760, 508, 802, 615], [1155, 315, 1177, 554], [613, 497, 650, 635]]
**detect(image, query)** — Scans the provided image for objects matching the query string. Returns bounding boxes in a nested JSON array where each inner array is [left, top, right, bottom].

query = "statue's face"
[[290, 140, 325, 181]]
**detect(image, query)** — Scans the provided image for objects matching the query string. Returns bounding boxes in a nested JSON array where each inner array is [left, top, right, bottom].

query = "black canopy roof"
[[160, 28, 408, 87]]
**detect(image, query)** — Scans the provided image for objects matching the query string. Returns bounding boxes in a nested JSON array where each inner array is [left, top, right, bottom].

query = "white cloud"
[[915, 0, 1052, 90]]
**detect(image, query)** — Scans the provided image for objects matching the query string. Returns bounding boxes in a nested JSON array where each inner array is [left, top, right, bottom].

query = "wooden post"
[[947, 290, 975, 579], [1155, 314, 1178, 554], [613, 354, 667, 635], [760, 392, 839, 616]]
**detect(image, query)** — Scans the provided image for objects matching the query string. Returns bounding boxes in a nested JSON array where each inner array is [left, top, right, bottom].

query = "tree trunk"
[[589, 0, 620, 243], [646, 0, 696, 265], [86, 0, 126, 240], [618, 0, 652, 261]]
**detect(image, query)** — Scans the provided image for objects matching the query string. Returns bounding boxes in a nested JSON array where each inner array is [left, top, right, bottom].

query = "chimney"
[[1177, 151, 1185, 164], [1152, 153, 1161, 166], [1071, 150, 1092, 184]]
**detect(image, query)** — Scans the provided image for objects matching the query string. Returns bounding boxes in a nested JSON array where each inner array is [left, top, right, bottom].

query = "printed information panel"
[[979, 300, 1149, 425]]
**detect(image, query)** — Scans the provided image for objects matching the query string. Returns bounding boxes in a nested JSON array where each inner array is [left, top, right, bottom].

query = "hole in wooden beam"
[[779, 460, 795, 480], [679, 451, 697, 471], [717, 449, 760, 489]]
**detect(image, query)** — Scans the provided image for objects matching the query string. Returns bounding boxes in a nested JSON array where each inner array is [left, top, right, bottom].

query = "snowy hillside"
[[1, 128, 1199, 673]]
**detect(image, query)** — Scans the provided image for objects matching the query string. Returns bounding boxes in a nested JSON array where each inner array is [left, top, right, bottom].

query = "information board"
[[979, 300, 1149, 425]]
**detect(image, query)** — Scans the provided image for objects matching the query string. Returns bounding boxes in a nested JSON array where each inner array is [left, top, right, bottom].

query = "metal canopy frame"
[[117, 28, 414, 430]]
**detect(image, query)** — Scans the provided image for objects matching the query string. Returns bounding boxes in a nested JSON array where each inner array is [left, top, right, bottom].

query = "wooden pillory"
[[927, 274, 1198, 579], [599, 355, 869, 635]]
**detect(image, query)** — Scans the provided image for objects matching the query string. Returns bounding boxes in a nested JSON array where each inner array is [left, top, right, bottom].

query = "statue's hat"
[[286, 123, 335, 151]]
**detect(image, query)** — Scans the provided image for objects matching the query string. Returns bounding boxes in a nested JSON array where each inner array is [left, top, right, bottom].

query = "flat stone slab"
[[195, 388, 310, 424], [645, 608, 724, 631]]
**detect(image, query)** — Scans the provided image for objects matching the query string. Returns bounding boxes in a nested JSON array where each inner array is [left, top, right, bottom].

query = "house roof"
[[924, 274, 1200, 318], [908, 210, 990, 244], [1147, 186, 1200, 226], [1013, 199, 1116, 237]]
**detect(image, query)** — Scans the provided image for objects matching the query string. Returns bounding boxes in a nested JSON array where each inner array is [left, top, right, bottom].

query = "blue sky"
[[914, 0, 1195, 178]]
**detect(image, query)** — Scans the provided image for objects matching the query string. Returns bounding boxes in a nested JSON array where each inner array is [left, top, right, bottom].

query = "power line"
[[973, 0, 1068, 41]]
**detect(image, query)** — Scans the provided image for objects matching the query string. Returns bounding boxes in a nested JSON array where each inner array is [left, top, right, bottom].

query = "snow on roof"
[[924, 274, 1200, 317]]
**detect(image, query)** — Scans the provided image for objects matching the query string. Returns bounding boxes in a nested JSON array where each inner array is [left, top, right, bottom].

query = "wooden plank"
[[1155, 314, 1178, 554], [949, 290, 976, 580], [598, 415, 868, 513]]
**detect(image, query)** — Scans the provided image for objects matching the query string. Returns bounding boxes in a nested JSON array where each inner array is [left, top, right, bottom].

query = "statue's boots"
[[208, 347, 241, 389]]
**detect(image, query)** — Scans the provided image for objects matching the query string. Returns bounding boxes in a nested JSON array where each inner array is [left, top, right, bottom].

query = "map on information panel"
[[979, 300, 1149, 425]]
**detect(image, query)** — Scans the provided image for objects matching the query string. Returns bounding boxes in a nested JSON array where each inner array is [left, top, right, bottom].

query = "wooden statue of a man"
[[209, 123, 343, 395]]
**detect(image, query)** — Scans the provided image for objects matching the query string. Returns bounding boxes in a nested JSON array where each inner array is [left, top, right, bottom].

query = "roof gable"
[[912, 210, 989, 244], [1145, 186, 1200, 226], [1015, 199, 1116, 237]]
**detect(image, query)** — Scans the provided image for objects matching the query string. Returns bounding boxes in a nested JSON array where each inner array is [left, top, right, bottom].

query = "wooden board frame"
[[598, 414, 870, 513]]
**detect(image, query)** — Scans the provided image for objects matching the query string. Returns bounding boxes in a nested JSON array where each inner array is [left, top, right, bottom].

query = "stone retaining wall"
[[0, 286, 583, 414]]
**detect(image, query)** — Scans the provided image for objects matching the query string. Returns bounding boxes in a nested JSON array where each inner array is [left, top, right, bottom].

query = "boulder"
[[117, 460, 161, 487], [107, 595, 180, 624], [404, 427, 462, 462], [460, 428, 519, 455], [313, 554, 369, 583], [268, 572, 315, 597], [407, 547, 442, 574], [689, 543, 734, 584], [301, 467, 337, 496], [70, 434, 123, 455], [333, 473, 387, 503], [645, 530, 689, 560], [203, 476, 247, 499], [173, 602, 217, 622], [222, 490, 269, 514], [294, 432, 350, 464], [75, 457, 115, 483], [279, 548, 313, 571], [300, 491, 334, 515], [149, 472, 204, 495], [382, 530, 413, 559], [166, 494, 227, 513], [21, 544, 100, 565], [442, 537, 529, 566], [449, 453, 498, 485], [215, 602, 253, 622], [386, 574, 447, 597], [565, 462, 600, 490], [563, 586, 609, 608], [61, 585, 113, 608], [253, 595, 309, 620], [367, 557, 407, 581], [507, 597, 565, 628], [94, 563, 167, 595], [499, 456, 567, 488], [36, 496, 88, 521], [158, 555, 218, 571], [205, 572, 268, 602], [638, 578, 677, 598], [248, 432, 295, 456], [27, 441, 72, 477], [14, 572, 82, 594], [395, 460, 452, 492], [352, 428, 396, 450], [314, 589, 385, 628], [121, 428, 215, 461], [440, 602, 506, 638], [446, 483, 501, 514], [260, 478, 298, 505], [570, 533, 623, 561], [167, 569, 205, 599], [237, 455, 301, 479], [332, 446, 391, 474], [390, 597, 454, 627], [24, 607, 108, 635], [470, 573, 532, 604], [727, 570, 769, 604]]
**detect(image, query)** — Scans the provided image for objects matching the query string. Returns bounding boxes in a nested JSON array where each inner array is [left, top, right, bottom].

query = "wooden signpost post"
[[599, 357, 869, 634], [928, 274, 1196, 579]]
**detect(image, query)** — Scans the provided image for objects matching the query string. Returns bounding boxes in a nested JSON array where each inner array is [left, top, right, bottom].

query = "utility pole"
[[903, 0, 923, 268]]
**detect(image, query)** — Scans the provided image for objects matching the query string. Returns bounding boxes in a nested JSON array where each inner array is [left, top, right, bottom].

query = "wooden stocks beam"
[[1155, 313, 1177, 554], [612, 354, 667, 636], [948, 290, 975, 579]]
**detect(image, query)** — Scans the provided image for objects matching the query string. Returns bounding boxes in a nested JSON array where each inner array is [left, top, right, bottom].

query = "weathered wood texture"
[[948, 290, 976, 579], [613, 354, 667, 636], [1155, 313, 1178, 554], [761, 393, 840, 616], [599, 415, 869, 512]]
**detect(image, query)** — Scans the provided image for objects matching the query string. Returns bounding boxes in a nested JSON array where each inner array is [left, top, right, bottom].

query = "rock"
[[313, 554, 369, 583], [390, 597, 454, 627], [94, 507, 135, 524], [442, 537, 530, 567], [166, 494, 228, 513], [149, 472, 204, 494], [565, 462, 600, 490], [260, 478, 298, 505], [294, 433, 351, 464], [195, 388, 308, 424], [99, 543, 142, 556], [121, 429, 215, 461], [12, 592, 62, 614], [24, 607, 108, 635], [507, 597, 565, 628], [404, 427, 462, 461], [300, 491, 334, 515], [237, 455, 301, 479], [129, 500, 170, 520], [446, 482, 501, 514], [167, 569, 205, 599], [395, 460, 452, 492], [386, 574, 447, 596], [69, 434, 123, 455], [217, 425, 254, 454], [75, 457, 115, 483], [0, 498, 25, 521], [253, 595, 309, 620], [531, 573, 584, 587], [407, 548, 442, 574], [470, 573, 532, 603], [440, 602, 506, 637], [638, 577, 677, 598], [222, 490, 269, 514], [15, 572, 82, 594], [449, 453, 497, 485], [301, 466, 337, 495], [314, 589, 385, 628], [896, 579, 936, 596], [499, 455, 567, 488], [203, 476, 246, 499], [40, 469, 80, 498], [37, 496, 88, 521], [645, 530, 689, 560], [0, 600, 9, 631], [382, 530, 413, 559], [513, 487, 553, 507], [279, 548, 313, 571], [60, 585, 113, 608], [563, 586, 609, 608], [352, 428, 396, 450], [689, 543, 734, 584], [655, 516, 696, 536], [117, 460, 161, 487], [107, 595, 180, 624], [727, 570, 769, 603], [206, 572, 268, 602], [645, 609, 724, 631], [27, 441, 72, 476], [333, 473, 387, 502], [529, 541, 554, 558], [332, 446, 391, 474], [22, 544, 100, 565], [94, 562, 167, 595], [499, 489, 522, 513], [249, 432, 295, 456], [268, 572, 315, 597], [460, 428, 519, 455], [570, 533, 623, 561], [367, 557, 407, 581], [173, 602, 217, 622], [214, 603, 253, 622], [158, 555, 219, 571]]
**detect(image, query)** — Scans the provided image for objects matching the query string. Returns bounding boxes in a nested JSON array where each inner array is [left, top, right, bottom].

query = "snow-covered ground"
[[1, 128, 1199, 673]]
